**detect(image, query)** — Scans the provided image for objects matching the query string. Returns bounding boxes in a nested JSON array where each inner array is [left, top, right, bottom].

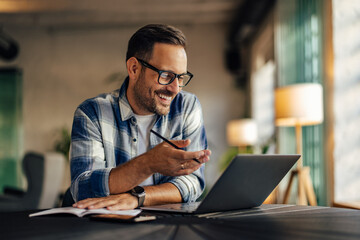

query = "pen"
[[150, 129, 201, 164]]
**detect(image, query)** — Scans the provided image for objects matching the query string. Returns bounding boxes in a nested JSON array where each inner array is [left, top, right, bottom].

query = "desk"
[[1, 204, 360, 239]]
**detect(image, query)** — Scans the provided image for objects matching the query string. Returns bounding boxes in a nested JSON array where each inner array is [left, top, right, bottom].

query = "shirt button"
[[133, 138, 137, 142], [130, 117, 137, 125]]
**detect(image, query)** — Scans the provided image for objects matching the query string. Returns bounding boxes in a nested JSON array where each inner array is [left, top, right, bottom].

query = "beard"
[[133, 73, 173, 116]]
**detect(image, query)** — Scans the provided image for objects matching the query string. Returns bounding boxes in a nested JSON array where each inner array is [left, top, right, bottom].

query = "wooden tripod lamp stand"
[[275, 83, 323, 206]]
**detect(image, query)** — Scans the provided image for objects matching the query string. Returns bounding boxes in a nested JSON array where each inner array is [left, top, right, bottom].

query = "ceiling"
[[0, 0, 275, 63], [0, 0, 245, 29]]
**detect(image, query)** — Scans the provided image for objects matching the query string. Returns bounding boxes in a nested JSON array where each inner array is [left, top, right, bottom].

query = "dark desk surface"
[[1, 204, 360, 240]]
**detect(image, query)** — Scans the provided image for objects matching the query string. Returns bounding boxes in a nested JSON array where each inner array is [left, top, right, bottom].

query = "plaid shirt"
[[70, 78, 207, 202]]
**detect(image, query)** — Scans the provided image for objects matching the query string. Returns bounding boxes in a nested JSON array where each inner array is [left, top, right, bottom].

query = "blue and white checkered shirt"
[[70, 78, 207, 202]]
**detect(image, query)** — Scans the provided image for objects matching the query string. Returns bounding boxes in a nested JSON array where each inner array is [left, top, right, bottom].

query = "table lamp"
[[227, 118, 258, 152], [275, 83, 323, 206]]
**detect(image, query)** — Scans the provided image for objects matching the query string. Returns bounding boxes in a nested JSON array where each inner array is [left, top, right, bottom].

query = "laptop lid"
[[142, 154, 300, 214], [195, 154, 299, 213]]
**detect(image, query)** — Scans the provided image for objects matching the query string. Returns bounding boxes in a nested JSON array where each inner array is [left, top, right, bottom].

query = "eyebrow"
[[150, 61, 188, 75]]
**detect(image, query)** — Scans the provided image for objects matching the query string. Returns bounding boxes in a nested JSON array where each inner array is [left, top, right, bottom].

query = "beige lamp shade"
[[275, 83, 324, 126], [227, 119, 258, 146]]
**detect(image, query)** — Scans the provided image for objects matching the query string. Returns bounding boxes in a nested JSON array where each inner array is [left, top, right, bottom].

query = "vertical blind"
[[276, 0, 326, 205], [0, 68, 23, 192]]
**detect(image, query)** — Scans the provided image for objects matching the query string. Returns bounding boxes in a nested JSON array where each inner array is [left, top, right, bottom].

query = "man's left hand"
[[73, 193, 138, 210]]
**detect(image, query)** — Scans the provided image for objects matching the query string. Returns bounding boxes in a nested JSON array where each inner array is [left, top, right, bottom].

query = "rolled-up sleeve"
[[169, 173, 204, 202], [70, 106, 110, 202]]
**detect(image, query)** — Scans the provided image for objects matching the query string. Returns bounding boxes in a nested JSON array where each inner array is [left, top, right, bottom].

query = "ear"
[[126, 57, 141, 81]]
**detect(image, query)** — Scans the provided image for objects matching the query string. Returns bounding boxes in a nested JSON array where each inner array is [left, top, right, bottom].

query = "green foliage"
[[218, 147, 251, 173], [54, 127, 71, 160], [104, 72, 126, 85], [219, 147, 238, 173]]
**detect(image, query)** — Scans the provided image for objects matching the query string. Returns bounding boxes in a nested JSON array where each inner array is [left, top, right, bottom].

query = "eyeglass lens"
[[159, 72, 191, 87], [137, 58, 192, 87]]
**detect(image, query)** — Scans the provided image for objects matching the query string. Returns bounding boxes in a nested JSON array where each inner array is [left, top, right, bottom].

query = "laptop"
[[141, 154, 300, 214]]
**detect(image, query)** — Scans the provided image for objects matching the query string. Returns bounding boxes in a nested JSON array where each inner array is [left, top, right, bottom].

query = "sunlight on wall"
[[251, 60, 275, 144], [333, 0, 360, 202]]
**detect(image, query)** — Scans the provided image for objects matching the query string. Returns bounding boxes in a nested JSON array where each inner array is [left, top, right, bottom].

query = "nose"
[[165, 77, 181, 94]]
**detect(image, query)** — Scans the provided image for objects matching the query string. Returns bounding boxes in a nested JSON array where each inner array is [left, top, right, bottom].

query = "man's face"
[[129, 43, 188, 116]]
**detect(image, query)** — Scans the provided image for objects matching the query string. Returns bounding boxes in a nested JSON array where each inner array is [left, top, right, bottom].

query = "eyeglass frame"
[[136, 58, 193, 87]]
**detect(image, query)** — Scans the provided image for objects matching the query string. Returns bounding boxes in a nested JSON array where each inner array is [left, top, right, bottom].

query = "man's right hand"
[[146, 139, 211, 176], [108, 139, 211, 195]]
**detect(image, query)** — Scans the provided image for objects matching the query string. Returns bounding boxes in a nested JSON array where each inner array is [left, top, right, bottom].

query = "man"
[[70, 24, 211, 210]]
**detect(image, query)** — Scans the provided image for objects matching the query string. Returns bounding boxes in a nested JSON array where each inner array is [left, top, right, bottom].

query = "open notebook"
[[142, 154, 300, 214]]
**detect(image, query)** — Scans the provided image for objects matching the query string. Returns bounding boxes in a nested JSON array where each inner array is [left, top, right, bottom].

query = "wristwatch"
[[129, 186, 146, 208]]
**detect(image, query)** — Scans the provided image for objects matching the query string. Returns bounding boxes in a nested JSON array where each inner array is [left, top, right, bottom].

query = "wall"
[[0, 23, 245, 188], [332, 0, 360, 202]]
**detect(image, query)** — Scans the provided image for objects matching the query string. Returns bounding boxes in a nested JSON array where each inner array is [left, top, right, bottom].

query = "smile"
[[158, 94, 172, 101]]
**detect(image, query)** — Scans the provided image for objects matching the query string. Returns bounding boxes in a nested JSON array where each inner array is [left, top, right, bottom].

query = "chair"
[[61, 187, 75, 207], [0, 152, 66, 211]]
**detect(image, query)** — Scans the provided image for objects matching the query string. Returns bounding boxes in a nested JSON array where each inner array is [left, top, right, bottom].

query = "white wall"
[[332, 0, 360, 202], [1, 23, 245, 188]]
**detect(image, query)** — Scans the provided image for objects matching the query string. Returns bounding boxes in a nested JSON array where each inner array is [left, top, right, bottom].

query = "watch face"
[[133, 186, 145, 194]]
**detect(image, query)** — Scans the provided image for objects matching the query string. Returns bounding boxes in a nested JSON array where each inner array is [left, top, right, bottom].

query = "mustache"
[[155, 89, 174, 97]]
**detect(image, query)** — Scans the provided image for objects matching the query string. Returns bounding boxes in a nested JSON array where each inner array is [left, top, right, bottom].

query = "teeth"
[[159, 94, 172, 100]]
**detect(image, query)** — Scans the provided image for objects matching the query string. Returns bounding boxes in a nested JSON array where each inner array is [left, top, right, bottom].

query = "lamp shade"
[[227, 119, 258, 146], [275, 83, 323, 126]]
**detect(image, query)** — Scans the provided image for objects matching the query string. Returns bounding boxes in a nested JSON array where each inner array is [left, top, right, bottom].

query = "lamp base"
[[283, 166, 317, 206]]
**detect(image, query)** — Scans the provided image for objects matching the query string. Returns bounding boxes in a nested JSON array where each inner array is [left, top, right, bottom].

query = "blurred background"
[[0, 0, 359, 210]]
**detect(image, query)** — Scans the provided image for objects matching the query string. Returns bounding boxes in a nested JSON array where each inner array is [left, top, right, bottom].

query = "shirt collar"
[[118, 76, 165, 124], [118, 76, 135, 121]]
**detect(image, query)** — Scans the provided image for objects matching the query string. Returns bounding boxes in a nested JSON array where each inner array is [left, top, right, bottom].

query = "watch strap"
[[129, 186, 146, 208]]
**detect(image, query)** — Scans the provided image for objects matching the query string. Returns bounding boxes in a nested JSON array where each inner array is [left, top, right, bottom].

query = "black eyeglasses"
[[137, 58, 193, 87]]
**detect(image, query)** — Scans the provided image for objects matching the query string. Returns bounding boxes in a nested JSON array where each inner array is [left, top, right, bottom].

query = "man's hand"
[[73, 183, 182, 210], [74, 142, 211, 210], [73, 193, 138, 210], [108, 140, 211, 195], [147, 139, 211, 176]]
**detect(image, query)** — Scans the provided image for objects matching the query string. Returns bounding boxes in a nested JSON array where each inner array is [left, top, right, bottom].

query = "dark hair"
[[126, 24, 187, 61]]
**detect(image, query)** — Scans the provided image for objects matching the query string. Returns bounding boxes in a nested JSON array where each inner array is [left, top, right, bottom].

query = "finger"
[[172, 149, 205, 162], [197, 154, 211, 164], [203, 149, 212, 157], [88, 198, 119, 209], [170, 139, 191, 148], [178, 164, 202, 176], [176, 160, 202, 175], [73, 198, 100, 208], [193, 149, 211, 163], [183, 160, 197, 169]]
